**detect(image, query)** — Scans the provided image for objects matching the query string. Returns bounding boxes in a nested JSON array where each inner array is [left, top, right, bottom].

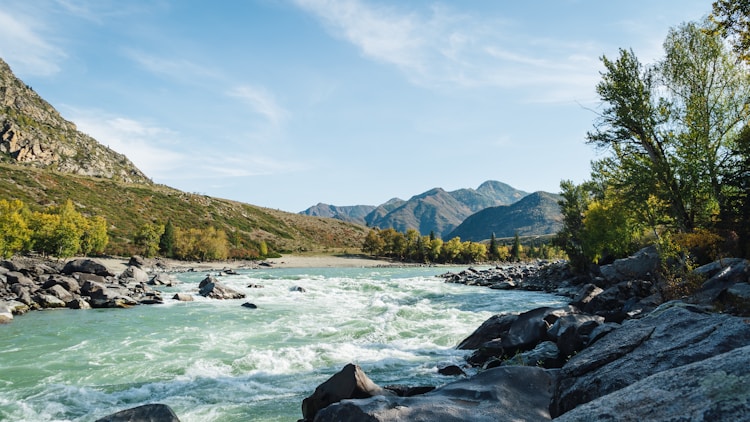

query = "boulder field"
[[299, 248, 750, 421]]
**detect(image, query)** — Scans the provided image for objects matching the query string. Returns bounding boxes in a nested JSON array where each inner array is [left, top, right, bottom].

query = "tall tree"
[[159, 219, 176, 258], [589, 20, 750, 233], [711, 0, 750, 63]]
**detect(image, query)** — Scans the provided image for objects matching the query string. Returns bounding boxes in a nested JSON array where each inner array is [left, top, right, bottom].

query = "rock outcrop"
[[0, 58, 151, 183], [95, 403, 181, 422]]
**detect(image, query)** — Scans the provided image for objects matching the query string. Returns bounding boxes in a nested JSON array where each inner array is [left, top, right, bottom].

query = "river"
[[0, 266, 567, 421]]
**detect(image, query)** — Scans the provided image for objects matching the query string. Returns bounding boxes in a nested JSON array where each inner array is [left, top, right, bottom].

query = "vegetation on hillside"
[[557, 10, 750, 274], [0, 164, 368, 259]]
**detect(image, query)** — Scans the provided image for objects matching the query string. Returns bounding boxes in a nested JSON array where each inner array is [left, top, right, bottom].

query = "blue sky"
[[0, 0, 711, 213]]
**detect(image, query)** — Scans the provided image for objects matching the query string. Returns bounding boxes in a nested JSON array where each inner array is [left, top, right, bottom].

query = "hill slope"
[[0, 59, 150, 184], [0, 58, 368, 256], [446, 191, 563, 241]]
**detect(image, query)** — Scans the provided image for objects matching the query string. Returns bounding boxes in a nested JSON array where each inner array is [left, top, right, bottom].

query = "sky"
[[0, 0, 713, 213]]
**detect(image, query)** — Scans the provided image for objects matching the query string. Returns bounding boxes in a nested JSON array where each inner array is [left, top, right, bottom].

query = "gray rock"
[[314, 366, 556, 422], [119, 266, 149, 283], [150, 273, 177, 286], [67, 297, 91, 310], [43, 275, 81, 294], [551, 301, 750, 417], [95, 403, 181, 422], [457, 313, 518, 350], [46, 284, 74, 303], [6, 271, 35, 286], [128, 255, 147, 268], [172, 293, 194, 302], [555, 345, 750, 422], [569, 283, 603, 308], [33, 293, 66, 308], [62, 259, 114, 277], [502, 341, 561, 368], [599, 245, 659, 283], [198, 277, 245, 300], [0, 302, 13, 323], [302, 363, 391, 421]]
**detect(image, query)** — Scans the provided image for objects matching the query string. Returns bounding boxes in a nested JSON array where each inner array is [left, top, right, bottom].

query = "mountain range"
[[301, 181, 563, 240]]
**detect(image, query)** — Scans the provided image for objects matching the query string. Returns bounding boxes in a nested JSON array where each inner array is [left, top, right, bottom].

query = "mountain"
[[300, 203, 377, 226], [300, 181, 529, 238], [445, 191, 563, 241], [0, 59, 150, 184], [0, 58, 369, 255]]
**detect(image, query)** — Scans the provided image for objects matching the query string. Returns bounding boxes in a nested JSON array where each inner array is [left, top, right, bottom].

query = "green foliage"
[[0, 199, 31, 258], [510, 232, 522, 262], [656, 233, 706, 300], [711, 0, 750, 63], [135, 223, 164, 258], [360, 229, 487, 264], [159, 219, 176, 258], [173, 226, 229, 261]]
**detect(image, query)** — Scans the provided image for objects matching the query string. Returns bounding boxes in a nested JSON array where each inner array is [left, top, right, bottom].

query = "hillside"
[[0, 59, 150, 184], [446, 191, 563, 241], [0, 163, 368, 256], [0, 58, 368, 256]]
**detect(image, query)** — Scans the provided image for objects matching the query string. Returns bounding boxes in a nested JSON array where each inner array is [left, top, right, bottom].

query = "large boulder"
[[302, 363, 391, 421], [198, 276, 245, 300], [551, 301, 750, 417], [456, 313, 518, 350], [693, 258, 750, 305], [95, 403, 180, 422], [599, 245, 659, 283], [555, 344, 750, 421], [0, 302, 13, 323], [62, 259, 114, 277], [314, 366, 556, 422], [119, 266, 150, 283]]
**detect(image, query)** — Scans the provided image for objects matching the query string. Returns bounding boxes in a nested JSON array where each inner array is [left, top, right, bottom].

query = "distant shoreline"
[[87, 254, 402, 275]]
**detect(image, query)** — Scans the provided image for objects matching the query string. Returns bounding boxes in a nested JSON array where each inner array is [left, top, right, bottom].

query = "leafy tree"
[[589, 20, 749, 232], [159, 219, 176, 258], [259, 240, 269, 257], [362, 229, 385, 256], [510, 232, 523, 262], [80, 215, 109, 256], [711, 0, 750, 63], [556, 180, 595, 271], [135, 222, 164, 258], [441, 237, 462, 263], [0, 199, 31, 258]]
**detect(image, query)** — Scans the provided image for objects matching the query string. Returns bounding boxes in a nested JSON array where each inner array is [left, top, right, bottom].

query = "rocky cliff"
[[0, 59, 150, 184]]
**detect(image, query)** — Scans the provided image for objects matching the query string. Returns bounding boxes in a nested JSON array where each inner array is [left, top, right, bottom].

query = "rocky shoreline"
[[298, 247, 750, 421], [3, 250, 750, 421]]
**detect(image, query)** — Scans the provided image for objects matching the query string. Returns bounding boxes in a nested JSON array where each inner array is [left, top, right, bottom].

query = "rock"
[[0, 302, 13, 323], [291, 286, 306, 293], [241, 302, 258, 309], [301, 363, 391, 421], [172, 293, 194, 302], [128, 255, 147, 268], [547, 314, 604, 357], [457, 313, 518, 350], [62, 259, 114, 277], [314, 366, 556, 422], [437, 365, 466, 377], [502, 341, 562, 368], [555, 345, 750, 422], [67, 297, 91, 310], [584, 279, 657, 322], [6, 271, 35, 286], [43, 275, 81, 294], [383, 385, 436, 397], [119, 266, 149, 283], [33, 293, 66, 308], [150, 273, 177, 286], [569, 283, 603, 308], [551, 301, 750, 417], [95, 403, 181, 422], [599, 245, 659, 283], [198, 276, 245, 300], [694, 259, 750, 305], [46, 284, 74, 303], [247, 283, 264, 288]]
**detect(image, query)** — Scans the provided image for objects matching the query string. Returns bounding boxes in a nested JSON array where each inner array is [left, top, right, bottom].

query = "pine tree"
[[159, 219, 176, 258]]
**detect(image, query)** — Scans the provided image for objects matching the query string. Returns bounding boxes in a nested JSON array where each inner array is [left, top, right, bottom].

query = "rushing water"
[[0, 266, 567, 421]]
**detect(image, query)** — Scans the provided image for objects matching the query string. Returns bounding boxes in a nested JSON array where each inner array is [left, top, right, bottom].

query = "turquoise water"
[[0, 266, 566, 421]]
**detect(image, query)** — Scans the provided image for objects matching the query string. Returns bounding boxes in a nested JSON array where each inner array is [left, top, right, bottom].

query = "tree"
[[488, 233, 499, 261], [159, 219, 176, 258], [556, 180, 594, 271], [80, 215, 109, 256], [362, 229, 385, 256], [135, 223, 164, 258], [589, 20, 750, 233], [711, 0, 750, 63], [510, 232, 522, 262], [259, 240, 269, 257], [0, 199, 31, 258]]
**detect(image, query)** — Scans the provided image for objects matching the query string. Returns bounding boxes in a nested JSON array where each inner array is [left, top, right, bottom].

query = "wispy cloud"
[[0, 10, 66, 76], [294, 0, 602, 103], [125, 49, 221, 82], [227, 85, 288, 126]]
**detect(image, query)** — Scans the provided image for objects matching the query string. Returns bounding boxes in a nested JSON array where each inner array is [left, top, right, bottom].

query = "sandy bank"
[[86, 254, 398, 275]]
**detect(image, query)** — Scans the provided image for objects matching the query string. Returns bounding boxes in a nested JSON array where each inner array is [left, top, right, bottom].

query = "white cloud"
[[227, 85, 288, 126], [294, 0, 602, 102], [0, 10, 66, 76]]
